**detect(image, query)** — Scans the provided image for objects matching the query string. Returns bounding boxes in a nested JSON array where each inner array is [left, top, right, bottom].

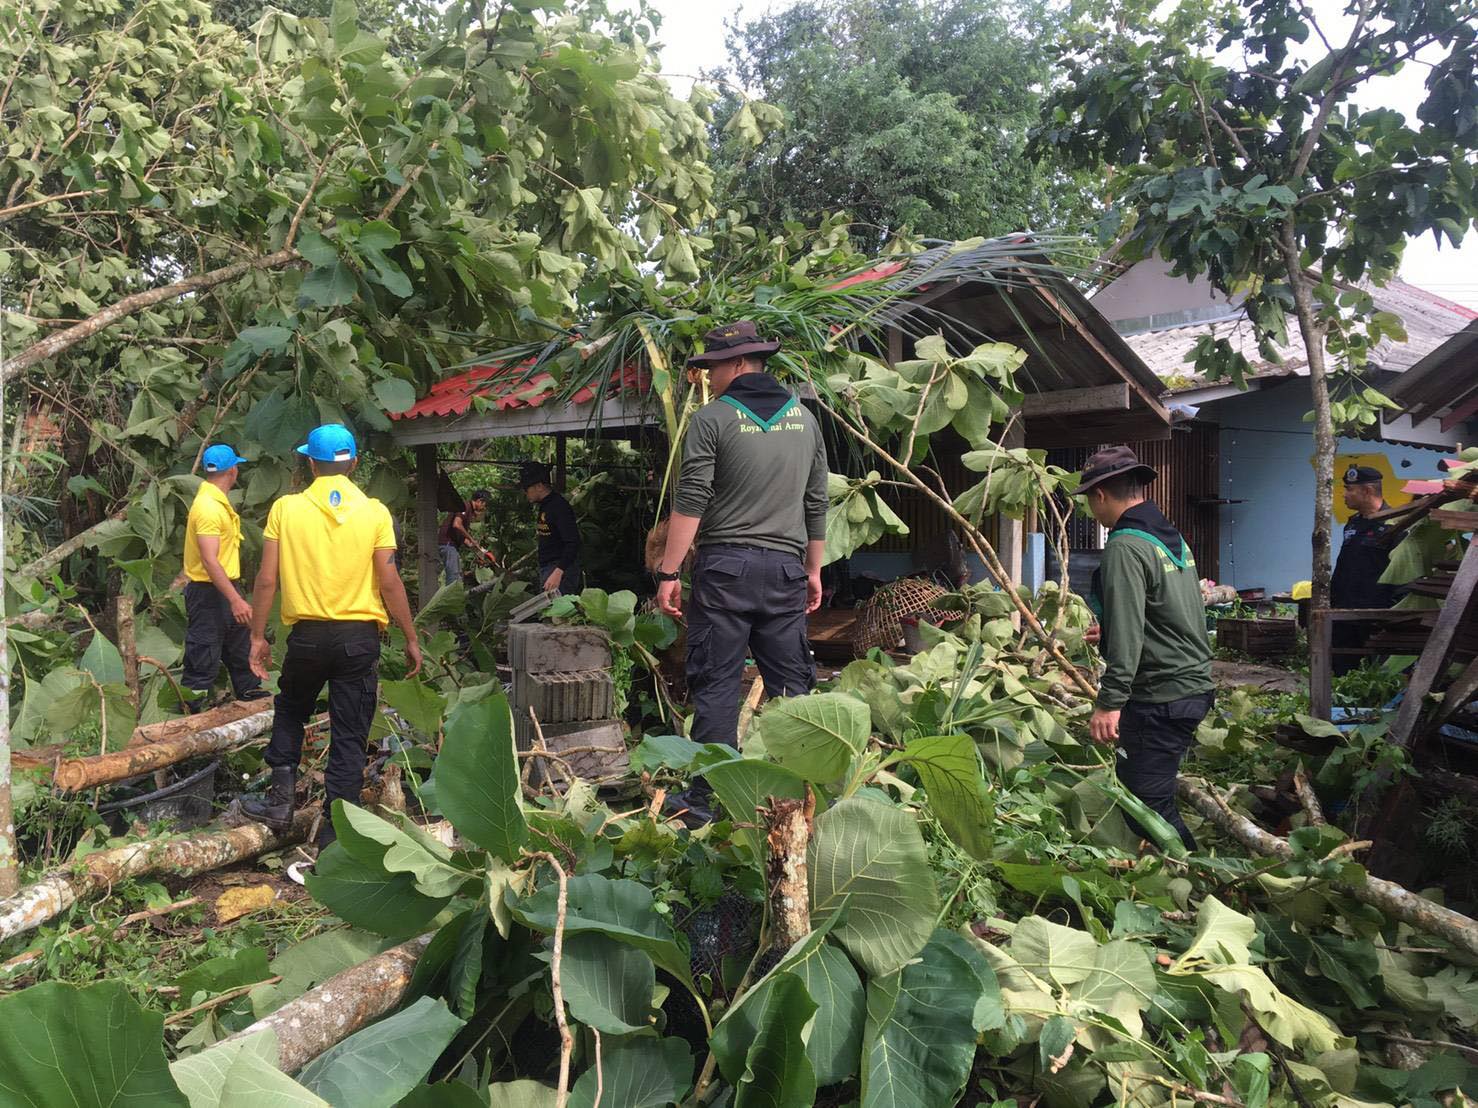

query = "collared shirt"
[[264, 476, 397, 626], [1331, 507, 1397, 609], [184, 481, 243, 582]]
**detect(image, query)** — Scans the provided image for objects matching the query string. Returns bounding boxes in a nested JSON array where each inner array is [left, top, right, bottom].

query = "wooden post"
[[999, 422, 1025, 609], [416, 445, 439, 611], [1309, 607, 1332, 722]]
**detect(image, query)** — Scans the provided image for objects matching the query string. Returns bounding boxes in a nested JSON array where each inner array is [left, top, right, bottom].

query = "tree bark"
[[0, 248, 299, 381], [51, 707, 273, 791], [1179, 778, 1478, 959], [1280, 223, 1334, 609], [14, 508, 128, 581], [0, 804, 316, 943], [216, 933, 433, 1074], [128, 699, 270, 746], [0, 401, 16, 895], [762, 788, 814, 955]]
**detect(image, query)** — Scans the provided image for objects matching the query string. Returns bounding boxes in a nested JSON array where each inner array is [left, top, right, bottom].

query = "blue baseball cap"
[[296, 424, 358, 462], [201, 444, 248, 473]]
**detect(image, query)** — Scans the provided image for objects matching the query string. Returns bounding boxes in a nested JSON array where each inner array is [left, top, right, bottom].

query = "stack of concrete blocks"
[[507, 623, 629, 789]]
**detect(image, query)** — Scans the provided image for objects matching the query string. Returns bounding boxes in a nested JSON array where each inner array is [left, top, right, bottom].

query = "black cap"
[[1342, 465, 1384, 487], [519, 462, 552, 489], [470, 488, 491, 502]]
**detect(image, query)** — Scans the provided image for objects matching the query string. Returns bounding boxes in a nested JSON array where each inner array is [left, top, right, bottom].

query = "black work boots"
[[242, 766, 296, 830]]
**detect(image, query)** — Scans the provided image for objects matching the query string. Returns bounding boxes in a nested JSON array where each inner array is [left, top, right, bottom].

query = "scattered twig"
[[591, 1028, 604, 1108], [524, 851, 573, 1108], [164, 975, 281, 1026], [1379, 1033, 1478, 1062], [1, 895, 201, 974], [1293, 762, 1325, 825]]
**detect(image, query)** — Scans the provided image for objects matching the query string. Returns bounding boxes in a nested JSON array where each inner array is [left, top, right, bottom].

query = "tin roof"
[[390, 361, 649, 422]]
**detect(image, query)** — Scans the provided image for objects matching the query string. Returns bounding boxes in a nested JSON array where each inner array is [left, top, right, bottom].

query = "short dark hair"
[[519, 461, 552, 489], [311, 458, 356, 477], [470, 488, 491, 502], [1095, 473, 1145, 501]]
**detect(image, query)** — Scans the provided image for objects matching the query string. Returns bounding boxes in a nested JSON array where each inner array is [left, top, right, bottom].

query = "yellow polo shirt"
[[184, 481, 243, 582], [264, 476, 396, 626]]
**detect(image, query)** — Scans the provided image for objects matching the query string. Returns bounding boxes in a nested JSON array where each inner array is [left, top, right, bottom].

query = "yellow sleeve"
[[372, 503, 396, 550], [263, 500, 283, 541], [194, 504, 227, 537]]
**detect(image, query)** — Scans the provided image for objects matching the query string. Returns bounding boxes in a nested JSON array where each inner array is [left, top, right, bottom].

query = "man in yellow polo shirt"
[[242, 424, 422, 851], [182, 444, 265, 708]]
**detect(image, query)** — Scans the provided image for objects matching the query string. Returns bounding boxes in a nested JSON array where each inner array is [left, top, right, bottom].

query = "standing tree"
[[709, 0, 1099, 246], [1031, 0, 1478, 606]]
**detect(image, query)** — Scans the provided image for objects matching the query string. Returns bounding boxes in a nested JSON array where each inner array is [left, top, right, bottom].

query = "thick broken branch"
[[1, 249, 299, 380], [52, 707, 273, 791], [217, 932, 432, 1074], [1180, 778, 1478, 959], [761, 787, 815, 954], [128, 699, 270, 747], [14, 509, 127, 580], [0, 805, 315, 943]]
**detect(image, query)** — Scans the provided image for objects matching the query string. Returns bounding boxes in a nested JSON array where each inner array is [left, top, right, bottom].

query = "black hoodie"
[[673, 373, 829, 558]]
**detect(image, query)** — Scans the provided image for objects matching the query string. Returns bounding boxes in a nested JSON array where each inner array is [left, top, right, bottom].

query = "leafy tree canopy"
[[707, 0, 1098, 246]]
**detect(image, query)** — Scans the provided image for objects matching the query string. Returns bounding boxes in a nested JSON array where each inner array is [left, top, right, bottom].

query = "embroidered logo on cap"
[[1344, 466, 1359, 482]]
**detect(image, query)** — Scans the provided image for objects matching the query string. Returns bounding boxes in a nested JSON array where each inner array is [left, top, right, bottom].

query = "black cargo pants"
[[687, 544, 815, 747], [182, 581, 262, 702], [264, 620, 381, 846], [1116, 690, 1214, 852]]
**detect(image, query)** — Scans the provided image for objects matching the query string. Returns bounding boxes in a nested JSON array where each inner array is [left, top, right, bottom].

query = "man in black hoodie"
[[655, 322, 829, 753]]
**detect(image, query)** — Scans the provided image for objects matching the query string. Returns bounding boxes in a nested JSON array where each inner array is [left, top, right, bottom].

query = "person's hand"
[[231, 595, 254, 626], [249, 635, 272, 681], [404, 637, 423, 679], [1089, 707, 1121, 745], [656, 578, 683, 618], [1084, 623, 1101, 645], [543, 568, 563, 593], [806, 571, 823, 614]]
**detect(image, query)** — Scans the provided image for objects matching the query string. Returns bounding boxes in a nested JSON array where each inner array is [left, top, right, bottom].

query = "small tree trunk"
[[0, 329, 17, 897], [14, 508, 128, 582], [1280, 225, 1334, 609], [217, 933, 433, 1074], [115, 594, 139, 710], [51, 707, 273, 791], [0, 804, 316, 943], [1179, 778, 1478, 959], [762, 788, 815, 955]]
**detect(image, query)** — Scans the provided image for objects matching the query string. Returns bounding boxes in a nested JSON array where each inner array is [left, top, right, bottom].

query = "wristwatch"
[[654, 568, 681, 582]]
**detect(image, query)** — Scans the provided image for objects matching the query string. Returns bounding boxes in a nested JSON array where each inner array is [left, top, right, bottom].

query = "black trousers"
[[1117, 691, 1214, 851], [182, 580, 262, 700], [538, 563, 582, 595], [264, 620, 381, 846], [687, 544, 815, 747]]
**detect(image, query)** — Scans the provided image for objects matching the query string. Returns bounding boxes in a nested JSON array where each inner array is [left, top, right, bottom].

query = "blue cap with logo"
[[201, 444, 248, 473], [296, 424, 358, 462]]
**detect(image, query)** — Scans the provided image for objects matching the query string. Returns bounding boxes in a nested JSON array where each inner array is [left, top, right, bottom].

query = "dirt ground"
[[1212, 659, 1303, 694]]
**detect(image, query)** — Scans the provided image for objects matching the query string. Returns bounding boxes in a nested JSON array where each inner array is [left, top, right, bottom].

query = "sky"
[[633, 0, 1478, 309]]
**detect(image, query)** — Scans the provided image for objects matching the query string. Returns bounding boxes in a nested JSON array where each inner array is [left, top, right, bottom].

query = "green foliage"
[[296, 996, 465, 1107], [431, 691, 526, 861], [709, 0, 1099, 245]]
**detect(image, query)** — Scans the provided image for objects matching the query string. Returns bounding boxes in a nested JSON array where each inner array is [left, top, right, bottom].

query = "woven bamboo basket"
[[851, 578, 965, 655]]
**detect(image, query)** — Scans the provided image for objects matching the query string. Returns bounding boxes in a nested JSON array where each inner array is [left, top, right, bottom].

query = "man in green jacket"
[[1082, 446, 1213, 851]]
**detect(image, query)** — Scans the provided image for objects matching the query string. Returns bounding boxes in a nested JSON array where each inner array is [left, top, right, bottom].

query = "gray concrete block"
[[511, 668, 615, 725], [520, 719, 629, 787], [507, 624, 611, 674]]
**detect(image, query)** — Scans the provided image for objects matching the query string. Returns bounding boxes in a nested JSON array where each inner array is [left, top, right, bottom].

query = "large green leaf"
[[705, 756, 808, 859], [732, 973, 818, 1108], [0, 981, 189, 1106], [486, 1082, 559, 1108], [378, 679, 447, 736], [304, 842, 450, 938], [899, 734, 993, 860], [756, 692, 871, 782], [509, 874, 693, 988], [396, 1085, 485, 1108], [333, 802, 472, 899], [569, 1035, 693, 1108], [434, 691, 527, 860], [809, 798, 939, 976], [711, 919, 865, 1087], [80, 631, 125, 685], [859, 931, 997, 1108], [296, 997, 465, 1108], [171, 1029, 329, 1107], [561, 932, 655, 1034], [1010, 916, 1100, 989]]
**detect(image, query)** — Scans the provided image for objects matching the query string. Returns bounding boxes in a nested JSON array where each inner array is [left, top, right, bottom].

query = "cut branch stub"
[[762, 786, 815, 955]]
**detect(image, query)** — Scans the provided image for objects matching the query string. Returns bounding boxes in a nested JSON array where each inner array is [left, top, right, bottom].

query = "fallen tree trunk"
[[762, 789, 814, 955], [0, 805, 315, 944], [1180, 778, 1478, 959], [128, 700, 269, 747], [52, 707, 273, 792], [13, 509, 128, 581], [218, 932, 433, 1074]]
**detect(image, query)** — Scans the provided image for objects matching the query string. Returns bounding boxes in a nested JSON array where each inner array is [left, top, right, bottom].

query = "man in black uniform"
[[1330, 464, 1397, 675], [521, 462, 581, 594], [654, 322, 828, 751]]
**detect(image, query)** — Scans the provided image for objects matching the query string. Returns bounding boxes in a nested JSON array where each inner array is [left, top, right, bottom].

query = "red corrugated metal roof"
[[391, 361, 649, 421], [1402, 479, 1446, 495], [827, 260, 907, 291]]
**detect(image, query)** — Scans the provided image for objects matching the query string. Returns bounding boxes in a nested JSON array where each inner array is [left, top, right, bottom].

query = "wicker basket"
[[852, 578, 965, 655]]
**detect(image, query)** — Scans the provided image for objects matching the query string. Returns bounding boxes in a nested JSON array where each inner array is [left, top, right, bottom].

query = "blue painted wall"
[[1205, 380, 1452, 592]]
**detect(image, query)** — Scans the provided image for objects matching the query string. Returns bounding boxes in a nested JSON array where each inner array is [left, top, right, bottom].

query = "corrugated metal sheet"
[[391, 362, 649, 422]]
